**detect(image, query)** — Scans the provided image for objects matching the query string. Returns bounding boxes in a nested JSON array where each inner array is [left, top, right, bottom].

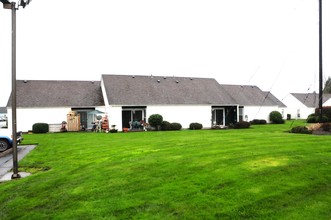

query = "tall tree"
[[324, 77, 331, 93]]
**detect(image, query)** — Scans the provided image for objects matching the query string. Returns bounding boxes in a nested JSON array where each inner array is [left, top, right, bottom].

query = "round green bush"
[[307, 115, 317, 123], [189, 122, 203, 130], [269, 111, 285, 124], [161, 121, 171, 131], [32, 123, 49, 133], [170, 122, 182, 130], [148, 114, 163, 130]]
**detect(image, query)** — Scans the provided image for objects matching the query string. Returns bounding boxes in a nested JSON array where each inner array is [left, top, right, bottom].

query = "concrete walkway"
[[0, 145, 36, 182]]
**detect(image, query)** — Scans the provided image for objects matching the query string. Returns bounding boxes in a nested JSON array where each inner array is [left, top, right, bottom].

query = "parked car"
[[0, 129, 23, 152], [0, 117, 7, 128]]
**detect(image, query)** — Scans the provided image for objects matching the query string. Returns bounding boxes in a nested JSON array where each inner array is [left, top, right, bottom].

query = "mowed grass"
[[0, 121, 330, 219]]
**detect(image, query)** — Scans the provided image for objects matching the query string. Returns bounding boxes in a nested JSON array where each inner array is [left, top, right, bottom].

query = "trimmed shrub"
[[316, 115, 329, 123], [250, 119, 267, 125], [170, 122, 182, 130], [315, 106, 331, 122], [307, 114, 317, 123], [290, 126, 312, 134], [232, 121, 251, 129], [189, 122, 203, 130], [309, 114, 329, 123], [148, 114, 163, 130], [32, 123, 49, 134], [269, 111, 285, 124], [161, 121, 171, 131]]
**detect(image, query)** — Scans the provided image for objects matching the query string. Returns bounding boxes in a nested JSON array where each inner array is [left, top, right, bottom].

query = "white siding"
[[100, 79, 110, 106], [282, 94, 315, 119], [106, 105, 212, 130], [243, 106, 281, 123], [323, 98, 331, 107], [7, 107, 71, 132], [107, 106, 122, 130], [147, 105, 212, 129]]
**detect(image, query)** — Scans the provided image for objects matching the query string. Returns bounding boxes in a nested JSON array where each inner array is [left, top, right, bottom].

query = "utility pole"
[[318, 0, 323, 121], [0, 0, 32, 179]]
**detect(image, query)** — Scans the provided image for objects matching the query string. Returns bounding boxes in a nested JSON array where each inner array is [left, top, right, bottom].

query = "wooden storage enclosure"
[[67, 111, 81, 131]]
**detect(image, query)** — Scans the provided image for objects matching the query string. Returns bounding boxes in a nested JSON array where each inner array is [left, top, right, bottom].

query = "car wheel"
[[0, 139, 10, 152]]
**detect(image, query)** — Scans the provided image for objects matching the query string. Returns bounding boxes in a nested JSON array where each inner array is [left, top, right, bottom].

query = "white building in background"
[[6, 80, 105, 132], [101, 75, 239, 130], [221, 85, 287, 123], [282, 93, 331, 119], [6, 74, 286, 132]]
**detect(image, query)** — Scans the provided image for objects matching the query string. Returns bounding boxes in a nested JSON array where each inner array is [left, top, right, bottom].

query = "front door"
[[212, 108, 225, 126]]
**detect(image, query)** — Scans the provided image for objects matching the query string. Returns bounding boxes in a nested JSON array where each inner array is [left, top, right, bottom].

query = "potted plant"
[[110, 125, 118, 133]]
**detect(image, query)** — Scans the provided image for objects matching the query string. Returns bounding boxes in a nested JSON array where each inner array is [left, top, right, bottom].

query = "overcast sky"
[[0, 0, 330, 106]]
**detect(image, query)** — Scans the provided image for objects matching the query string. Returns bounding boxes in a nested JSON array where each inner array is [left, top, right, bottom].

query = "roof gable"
[[7, 80, 105, 108], [221, 85, 284, 107], [291, 93, 331, 108], [102, 75, 237, 105], [262, 92, 287, 108]]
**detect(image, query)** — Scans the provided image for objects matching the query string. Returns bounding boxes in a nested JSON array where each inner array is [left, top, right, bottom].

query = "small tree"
[[148, 114, 163, 130], [324, 76, 331, 93], [269, 111, 285, 124]]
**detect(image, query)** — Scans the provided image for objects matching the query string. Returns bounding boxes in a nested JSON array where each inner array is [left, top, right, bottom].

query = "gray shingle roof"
[[0, 107, 7, 114], [102, 74, 237, 105], [291, 93, 331, 108], [7, 80, 105, 108], [220, 84, 284, 107], [263, 92, 287, 108]]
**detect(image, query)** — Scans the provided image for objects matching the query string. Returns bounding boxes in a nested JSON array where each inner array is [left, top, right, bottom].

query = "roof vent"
[[23, 80, 28, 83], [132, 75, 135, 78], [91, 81, 95, 84], [157, 80, 161, 83], [190, 78, 193, 80], [163, 76, 167, 79], [176, 80, 179, 83]]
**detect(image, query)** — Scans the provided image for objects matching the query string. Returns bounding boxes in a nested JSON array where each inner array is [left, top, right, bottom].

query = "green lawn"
[[0, 121, 330, 219]]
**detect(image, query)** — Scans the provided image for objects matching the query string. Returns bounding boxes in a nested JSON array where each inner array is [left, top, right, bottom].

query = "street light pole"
[[11, 1, 20, 179], [0, 0, 32, 179], [318, 0, 323, 121]]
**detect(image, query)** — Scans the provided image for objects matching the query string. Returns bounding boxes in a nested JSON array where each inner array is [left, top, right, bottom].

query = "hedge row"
[[307, 114, 330, 123], [250, 119, 267, 125]]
